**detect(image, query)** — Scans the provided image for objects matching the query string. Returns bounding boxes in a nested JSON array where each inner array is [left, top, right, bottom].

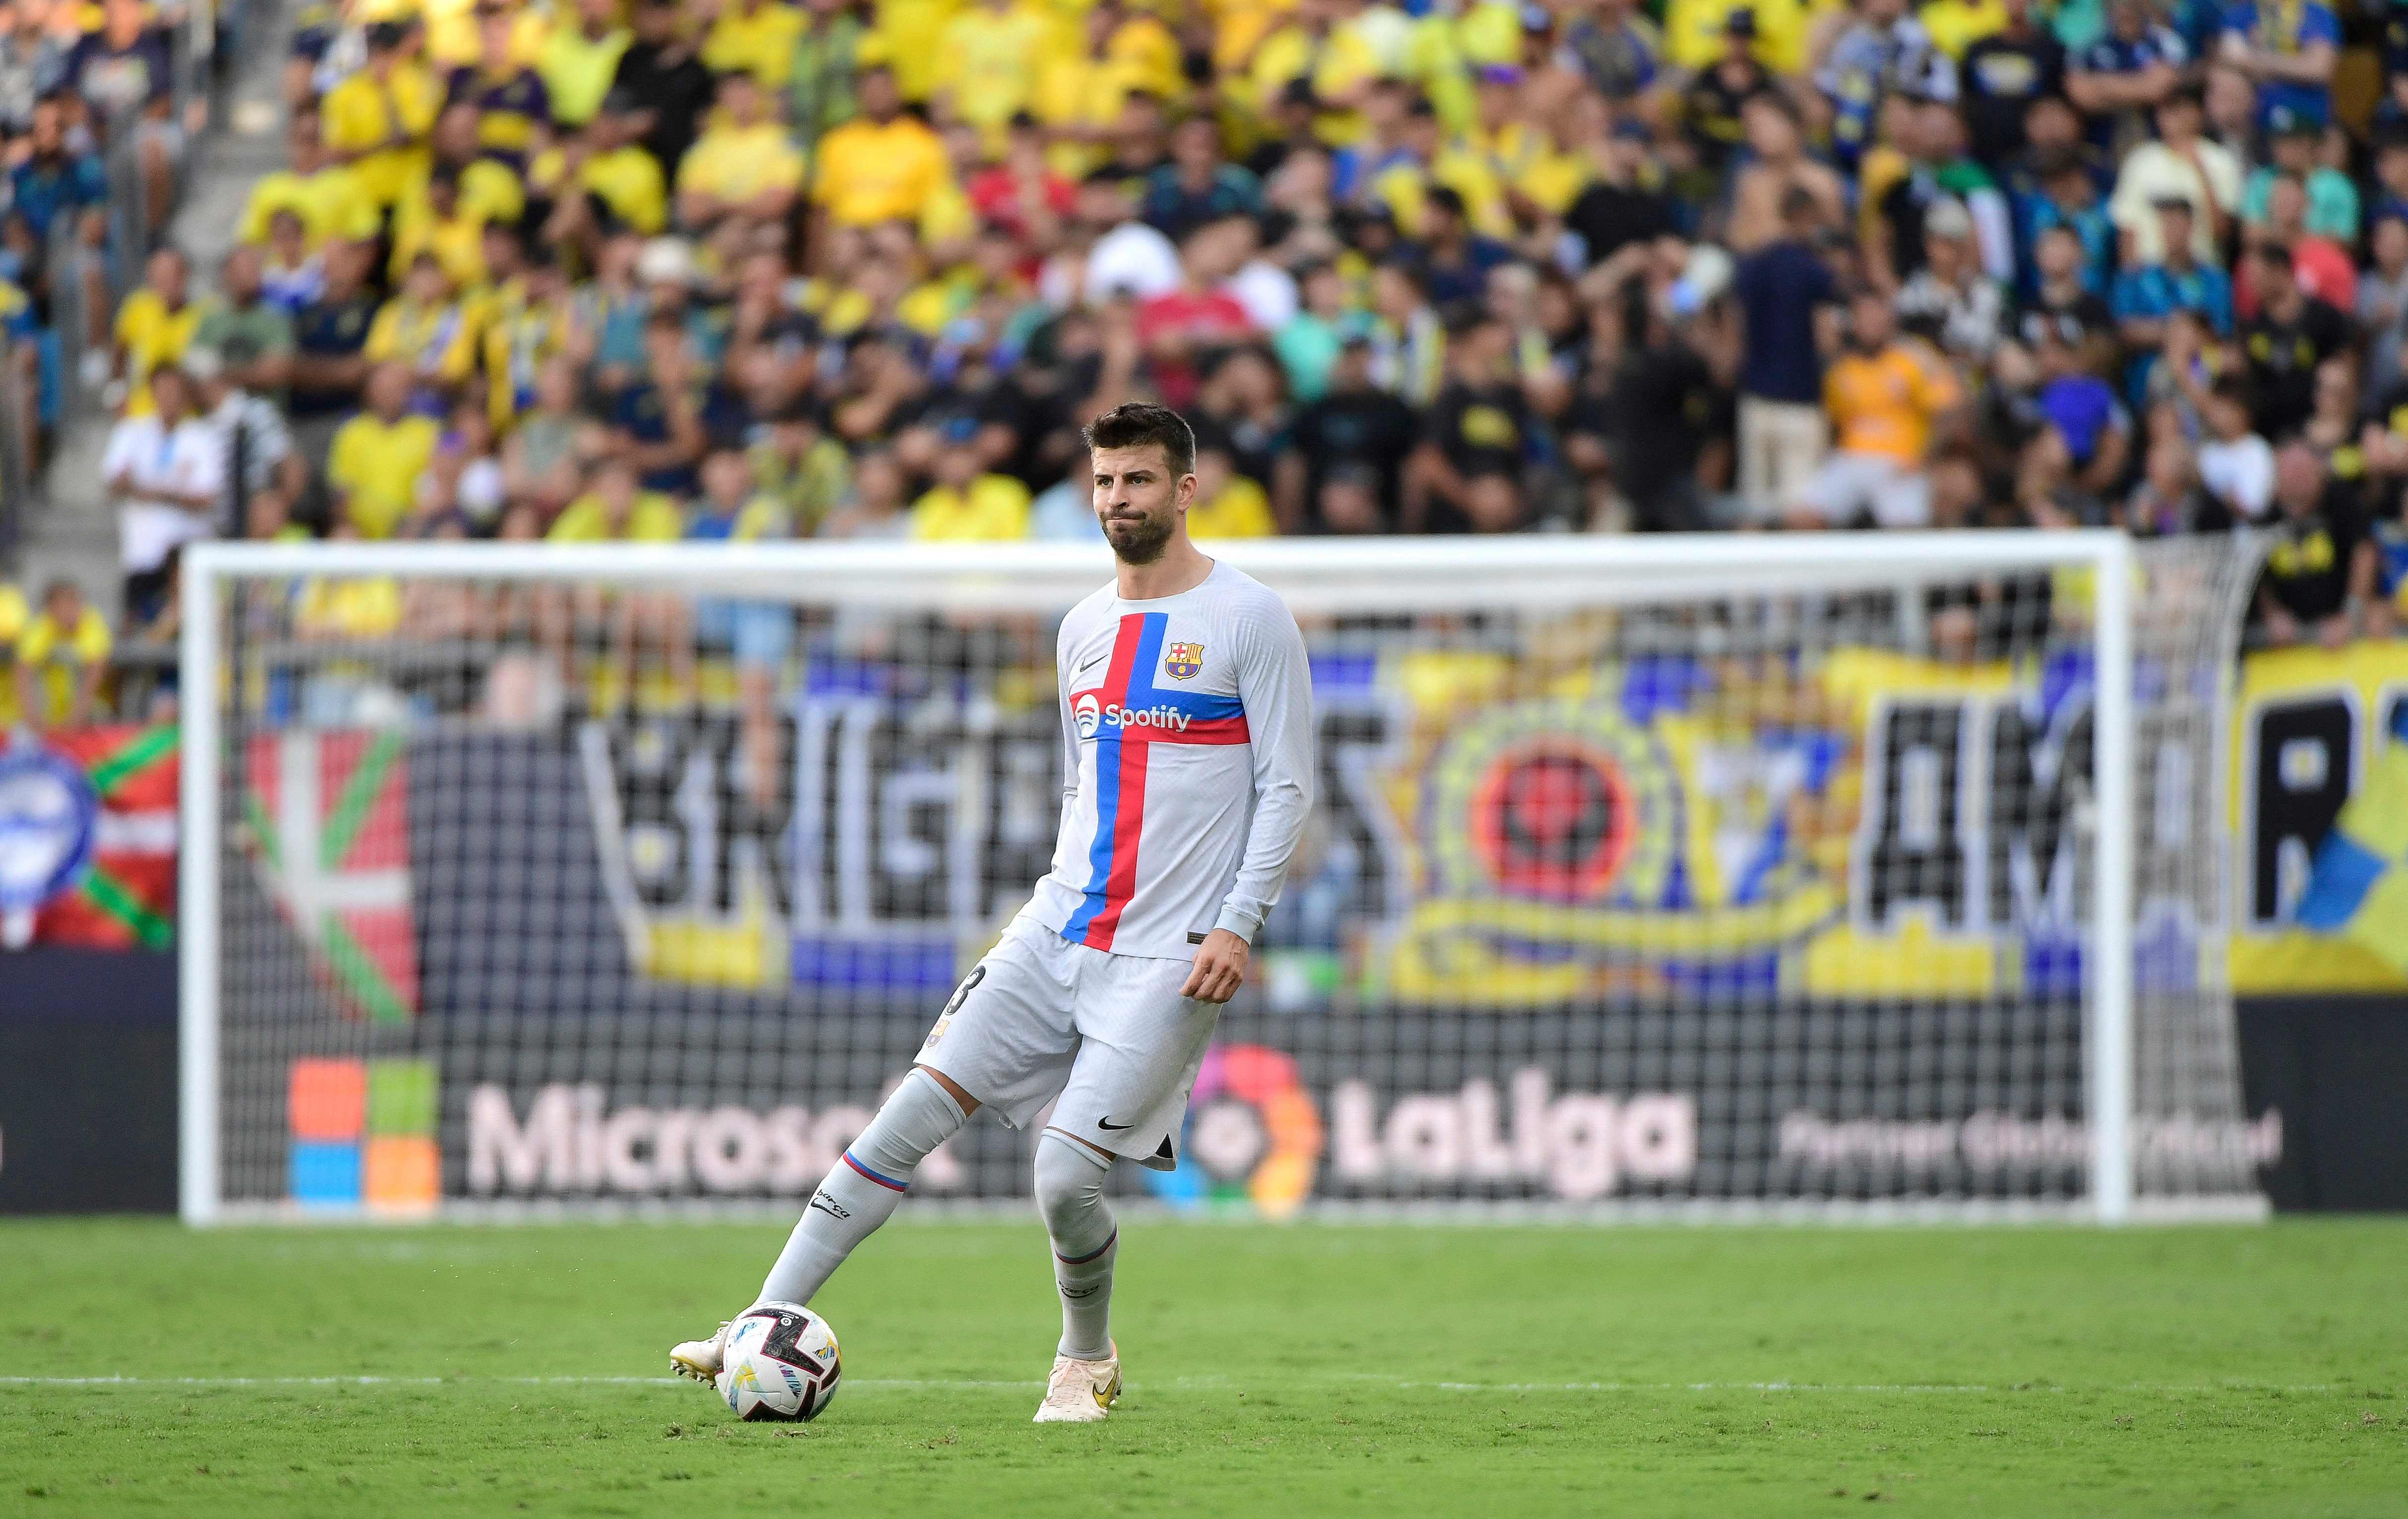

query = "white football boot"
[[668, 1320, 733, 1384], [1032, 1342, 1121, 1423]]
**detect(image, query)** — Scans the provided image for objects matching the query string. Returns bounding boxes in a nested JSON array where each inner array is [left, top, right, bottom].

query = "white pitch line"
[[0, 1376, 1035, 1390], [0, 1375, 2370, 1396]]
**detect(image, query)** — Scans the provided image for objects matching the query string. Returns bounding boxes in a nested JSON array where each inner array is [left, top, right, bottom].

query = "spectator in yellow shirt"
[[321, 21, 442, 212], [1919, 0, 2007, 60], [548, 459, 687, 542], [1664, 0, 1823, 74], [534, 92, 671, 248], [12, 579, 111, 732], [934, 0, 1066, 140], [1185, 445, 1279, 537], [113, 247, 204, 417], [910, 444, 1032, 540], [1792, 291, 1964, 528], [538, 0, 633, 130], [0, 580, 25, 727], [364, 253, 480, 407], [422, 103, 533, 229], [812, 63, 950, 228], [294, 522, 407, 641], [328, 362, 443, 539], [387, 167, 490, 290], [239, 110, 381, 248], [676, 72, 806, 232], [541, 457, 688, 702], [868, 0, 962, 102], [704, 0, 808, 90], [1250, 0, 1383, 145], [1029, 2, 1165, 178]]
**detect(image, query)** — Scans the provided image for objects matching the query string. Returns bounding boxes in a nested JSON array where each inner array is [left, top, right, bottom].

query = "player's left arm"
[[1182, 603, 1317, 1004]]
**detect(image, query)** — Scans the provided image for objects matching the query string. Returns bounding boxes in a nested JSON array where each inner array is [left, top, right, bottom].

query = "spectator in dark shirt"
[[2067, 0, 2185, 153], [1413, 185, 1514, 307], [8, 93, 104, 244], [1406, 314, 1533, 532], [611, 0, 717, 180], [1274, 335, 1417, 531], [1564, 119, 1675, 268], [1144, 115, 1263, 244], [1733, 186, 1836, 511], [288, 239, 381, 429], [1611, 286, 1724, 532], [1678, 10, 1772, 185], [2241, 241, 2354, 440], [1960, 0, 2064, 169], [69, 0, 176, 239], [2256, 442, 2374, 644]]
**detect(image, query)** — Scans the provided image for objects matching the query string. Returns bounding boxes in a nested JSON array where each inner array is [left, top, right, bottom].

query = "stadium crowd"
[[7, 0, 2408, 724]]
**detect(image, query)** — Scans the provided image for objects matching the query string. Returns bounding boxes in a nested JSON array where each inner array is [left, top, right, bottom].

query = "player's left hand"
[[1181, 930, 1250, 1004]]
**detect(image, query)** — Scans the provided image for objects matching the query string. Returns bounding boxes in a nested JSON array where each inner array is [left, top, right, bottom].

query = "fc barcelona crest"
[[1163, 642, 1205, 681]]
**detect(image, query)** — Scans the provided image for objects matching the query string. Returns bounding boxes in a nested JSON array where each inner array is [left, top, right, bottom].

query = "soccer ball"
[[714, 1301, 842, 1422]]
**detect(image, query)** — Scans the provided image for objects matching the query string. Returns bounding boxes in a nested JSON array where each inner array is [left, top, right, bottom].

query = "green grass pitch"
[[4, 1217, 2405, 1516]]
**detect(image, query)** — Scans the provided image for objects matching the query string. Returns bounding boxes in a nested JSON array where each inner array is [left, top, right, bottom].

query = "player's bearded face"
[[1091, 446, 1189, 565]]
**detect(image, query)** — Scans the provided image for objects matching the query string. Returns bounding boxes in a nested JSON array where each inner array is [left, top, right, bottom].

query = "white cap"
[[637, 236, 697, 287]]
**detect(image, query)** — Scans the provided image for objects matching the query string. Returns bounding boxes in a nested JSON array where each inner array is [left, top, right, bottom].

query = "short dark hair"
[[1084, 403, 1196, 478]]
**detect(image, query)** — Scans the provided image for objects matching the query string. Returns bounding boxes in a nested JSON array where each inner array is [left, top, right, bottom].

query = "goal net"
[[179, 532, 2270, 1224]]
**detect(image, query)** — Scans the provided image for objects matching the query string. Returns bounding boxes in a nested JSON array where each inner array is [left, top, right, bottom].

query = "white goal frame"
[[180, 531, 2168, 1226]]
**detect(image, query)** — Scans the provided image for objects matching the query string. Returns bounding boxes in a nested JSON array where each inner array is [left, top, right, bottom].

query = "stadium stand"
[[6, 0, 2408, 719]]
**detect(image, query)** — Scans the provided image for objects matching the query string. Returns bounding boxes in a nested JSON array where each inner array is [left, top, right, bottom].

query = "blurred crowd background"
[[6, 0, 2408, 728]]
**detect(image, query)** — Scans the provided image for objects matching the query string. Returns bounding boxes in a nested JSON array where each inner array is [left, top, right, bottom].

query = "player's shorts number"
[[921, 963, 987, 1054], [941, 965, 986, 1020]]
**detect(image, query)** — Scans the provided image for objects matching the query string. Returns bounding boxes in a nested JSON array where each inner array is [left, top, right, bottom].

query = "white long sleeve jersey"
[[1020, 561, 1316, 960]]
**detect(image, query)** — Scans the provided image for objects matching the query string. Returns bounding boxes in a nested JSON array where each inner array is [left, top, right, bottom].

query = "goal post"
[[177, 531, 2267, 1226]]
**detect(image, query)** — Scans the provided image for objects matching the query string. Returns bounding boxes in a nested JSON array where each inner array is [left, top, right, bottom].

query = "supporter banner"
[[2229, 640, 2408, 993], [242, 729, 421, 1022], [0, 724, 177, 950], [567, 645, 2123, 1007], [559, 637, 2408, 1002]]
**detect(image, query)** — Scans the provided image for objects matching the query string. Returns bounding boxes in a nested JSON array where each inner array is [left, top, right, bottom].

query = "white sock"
[[756, 1068, 966, 1307], [1034, 1131, 1117, 1360]]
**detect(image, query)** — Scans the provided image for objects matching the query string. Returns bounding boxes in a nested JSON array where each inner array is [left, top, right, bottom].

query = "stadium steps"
[[13, 0, 297, 622]]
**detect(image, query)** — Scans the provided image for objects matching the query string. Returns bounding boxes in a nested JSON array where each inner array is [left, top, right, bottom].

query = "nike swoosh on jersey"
[[1074, 652, 1108, 674], [1097, 1117, 1132, 1130]]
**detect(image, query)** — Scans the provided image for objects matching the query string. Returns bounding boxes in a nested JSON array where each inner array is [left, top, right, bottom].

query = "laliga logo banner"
[[1142, 1043, 1698, 1212], [1143, 1045, 1324, 1218]]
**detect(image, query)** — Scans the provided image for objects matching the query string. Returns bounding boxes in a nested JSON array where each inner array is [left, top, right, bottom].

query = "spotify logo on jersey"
[[1071, 695, 1194, 741]]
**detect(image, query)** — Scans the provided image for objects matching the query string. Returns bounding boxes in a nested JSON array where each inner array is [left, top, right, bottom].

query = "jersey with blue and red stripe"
[[1020, 561, 1316, 961]]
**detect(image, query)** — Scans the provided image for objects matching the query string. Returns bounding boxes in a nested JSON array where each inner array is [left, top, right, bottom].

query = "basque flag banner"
[[244, 730, 420, 1023]]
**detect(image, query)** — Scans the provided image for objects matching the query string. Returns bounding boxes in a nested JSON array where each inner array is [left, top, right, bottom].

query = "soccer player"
[[671, 404, 1316, 1422]]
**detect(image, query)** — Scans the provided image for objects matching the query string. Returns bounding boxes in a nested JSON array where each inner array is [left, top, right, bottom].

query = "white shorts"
[[1793, 451, 1932, 528], [1737, 396, 1828, 510], [915, 917, 1218, 1171]]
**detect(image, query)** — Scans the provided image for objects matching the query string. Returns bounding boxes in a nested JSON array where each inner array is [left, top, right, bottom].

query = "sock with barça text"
[[756, 1067, 965, 1307], [1035, 1130, 1117, 1360]]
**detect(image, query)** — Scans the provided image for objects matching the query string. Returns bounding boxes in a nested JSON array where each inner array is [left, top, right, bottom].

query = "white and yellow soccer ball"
[[714, 1301, 842, 1422]]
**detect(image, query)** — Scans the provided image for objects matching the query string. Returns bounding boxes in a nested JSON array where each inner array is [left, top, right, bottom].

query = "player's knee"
[[1033, 1131, 1111, 1243], [846, 1067, 968, 1179]]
